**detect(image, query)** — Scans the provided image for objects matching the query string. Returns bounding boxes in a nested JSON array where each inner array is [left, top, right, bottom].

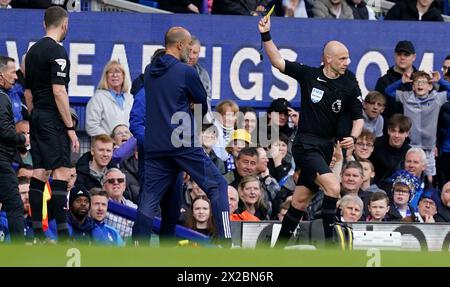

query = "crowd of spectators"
[[1, 5, 450, 246]]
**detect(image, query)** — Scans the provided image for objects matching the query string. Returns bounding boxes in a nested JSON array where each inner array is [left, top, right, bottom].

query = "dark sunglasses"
[[106, 178, 125, 184]]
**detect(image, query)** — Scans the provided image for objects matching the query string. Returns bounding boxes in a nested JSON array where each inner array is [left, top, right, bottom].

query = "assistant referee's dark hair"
[[44, 6, 68, 28]]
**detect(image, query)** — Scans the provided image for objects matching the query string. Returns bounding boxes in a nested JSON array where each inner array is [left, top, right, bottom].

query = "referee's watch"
[[65, 125, 76, 131]]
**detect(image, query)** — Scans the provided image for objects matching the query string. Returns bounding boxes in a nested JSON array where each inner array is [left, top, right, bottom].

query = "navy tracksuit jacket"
[[132, 54, 231, 241]]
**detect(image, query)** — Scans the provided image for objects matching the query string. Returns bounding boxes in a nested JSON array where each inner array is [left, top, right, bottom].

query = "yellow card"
[[265, 5, 275, 20]]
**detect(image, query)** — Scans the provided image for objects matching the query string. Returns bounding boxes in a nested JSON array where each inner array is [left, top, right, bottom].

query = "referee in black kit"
[[24, 6, 79, 242], [258, 16, 364, 245]]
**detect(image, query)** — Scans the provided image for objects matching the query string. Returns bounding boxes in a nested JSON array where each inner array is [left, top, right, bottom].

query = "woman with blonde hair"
[[237, 176, 269, 220], [86, 60, 133, 136]]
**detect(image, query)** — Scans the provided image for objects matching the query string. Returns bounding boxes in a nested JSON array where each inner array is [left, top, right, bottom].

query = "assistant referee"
[[24, 6, 79, 242], [258, 17, 364, 245]]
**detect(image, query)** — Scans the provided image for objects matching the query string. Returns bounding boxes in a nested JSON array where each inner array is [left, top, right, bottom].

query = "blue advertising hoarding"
[[1, 9, 449, 109]]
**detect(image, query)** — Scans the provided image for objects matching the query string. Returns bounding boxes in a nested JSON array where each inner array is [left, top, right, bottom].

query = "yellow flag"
[[42, 181, 52, 231]]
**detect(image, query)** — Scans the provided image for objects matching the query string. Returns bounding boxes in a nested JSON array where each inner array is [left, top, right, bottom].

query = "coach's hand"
[[67, 130, 80, 153], [339, 137, 354, 150]]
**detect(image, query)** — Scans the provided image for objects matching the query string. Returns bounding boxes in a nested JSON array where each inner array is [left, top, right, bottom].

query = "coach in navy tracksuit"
[[132, 27, 231, 243]]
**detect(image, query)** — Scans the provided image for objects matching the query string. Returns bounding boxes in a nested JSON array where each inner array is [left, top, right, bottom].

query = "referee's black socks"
[[322, 195, 338, 240], [29, 177, 46, 239], [50, 180, 70, 241], [275, 206, 305, 248]]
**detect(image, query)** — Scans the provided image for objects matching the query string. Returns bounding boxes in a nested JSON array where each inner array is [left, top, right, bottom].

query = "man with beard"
[[133, 27, 231, 245], [24, 6, 79, 243]]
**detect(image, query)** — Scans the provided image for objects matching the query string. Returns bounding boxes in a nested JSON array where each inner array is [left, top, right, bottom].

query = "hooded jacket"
[[144, 54, 208, 156], [0, 87, 26, 162], [312, 0, 354, 19], [375, 66, 417, 120], [385, 0, 444, 21]]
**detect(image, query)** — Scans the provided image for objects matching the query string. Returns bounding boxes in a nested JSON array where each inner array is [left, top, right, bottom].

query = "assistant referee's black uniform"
[[25, 36, 71, 238]]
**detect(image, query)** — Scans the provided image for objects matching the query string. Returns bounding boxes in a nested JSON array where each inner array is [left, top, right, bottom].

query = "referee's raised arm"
[[258, 16, 285, 73]]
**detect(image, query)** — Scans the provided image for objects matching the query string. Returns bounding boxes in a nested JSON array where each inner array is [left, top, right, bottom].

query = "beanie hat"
[[69, 185, 90, 207]]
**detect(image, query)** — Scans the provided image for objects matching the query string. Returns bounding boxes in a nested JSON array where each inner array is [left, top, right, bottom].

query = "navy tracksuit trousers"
[[133, 147, 231, 242]]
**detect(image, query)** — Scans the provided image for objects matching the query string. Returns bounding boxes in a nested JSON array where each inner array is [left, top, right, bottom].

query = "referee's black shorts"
[[30, 108, 71, 170], [292, 133, 335, 193]]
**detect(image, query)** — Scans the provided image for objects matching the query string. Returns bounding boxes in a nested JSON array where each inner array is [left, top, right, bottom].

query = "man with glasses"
[[103, 168, 136, 240], [347, 130, 375, 161], [375, 40, 417, 125]]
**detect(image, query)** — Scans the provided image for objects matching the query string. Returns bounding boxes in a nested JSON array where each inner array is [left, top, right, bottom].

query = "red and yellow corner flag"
[[42, 181, 52, 231]]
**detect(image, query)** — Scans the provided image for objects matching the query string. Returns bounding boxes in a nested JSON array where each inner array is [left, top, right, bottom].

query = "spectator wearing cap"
[[212, 100, 239, 161], [434, 181, 450, 222], [375, 41, 417, 124], [224, 129, 252, 175], [417, 190, 437, 223], [385, 0, 444, 21], [386, 170, 420, 222], [266, 98, 298, 141], [47, 185, 95, 242]]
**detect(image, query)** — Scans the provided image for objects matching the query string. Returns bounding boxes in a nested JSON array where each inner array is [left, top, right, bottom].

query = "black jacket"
[[75, 152, 115, 191], [385, 0, 444, 21], [375, 66, 416, 122], [386, 203, 418, 222], [119, 154, 140, 204], [437, 102, 450, 150], [370, 134, 411, 189], [212, 0, 269, 15], [346, 0, 370, 19], [434, 201, 450, 222], [0, 87, 26, 162]]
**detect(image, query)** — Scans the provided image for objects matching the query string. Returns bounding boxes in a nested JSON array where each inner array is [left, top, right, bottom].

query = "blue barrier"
[[107, 200, 212, 244]]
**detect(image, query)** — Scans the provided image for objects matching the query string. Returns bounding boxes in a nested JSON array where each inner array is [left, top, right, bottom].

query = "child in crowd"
[[367, 191, 390, 222], [385, 71, 450, 185], [363, 91, 386, 138]]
